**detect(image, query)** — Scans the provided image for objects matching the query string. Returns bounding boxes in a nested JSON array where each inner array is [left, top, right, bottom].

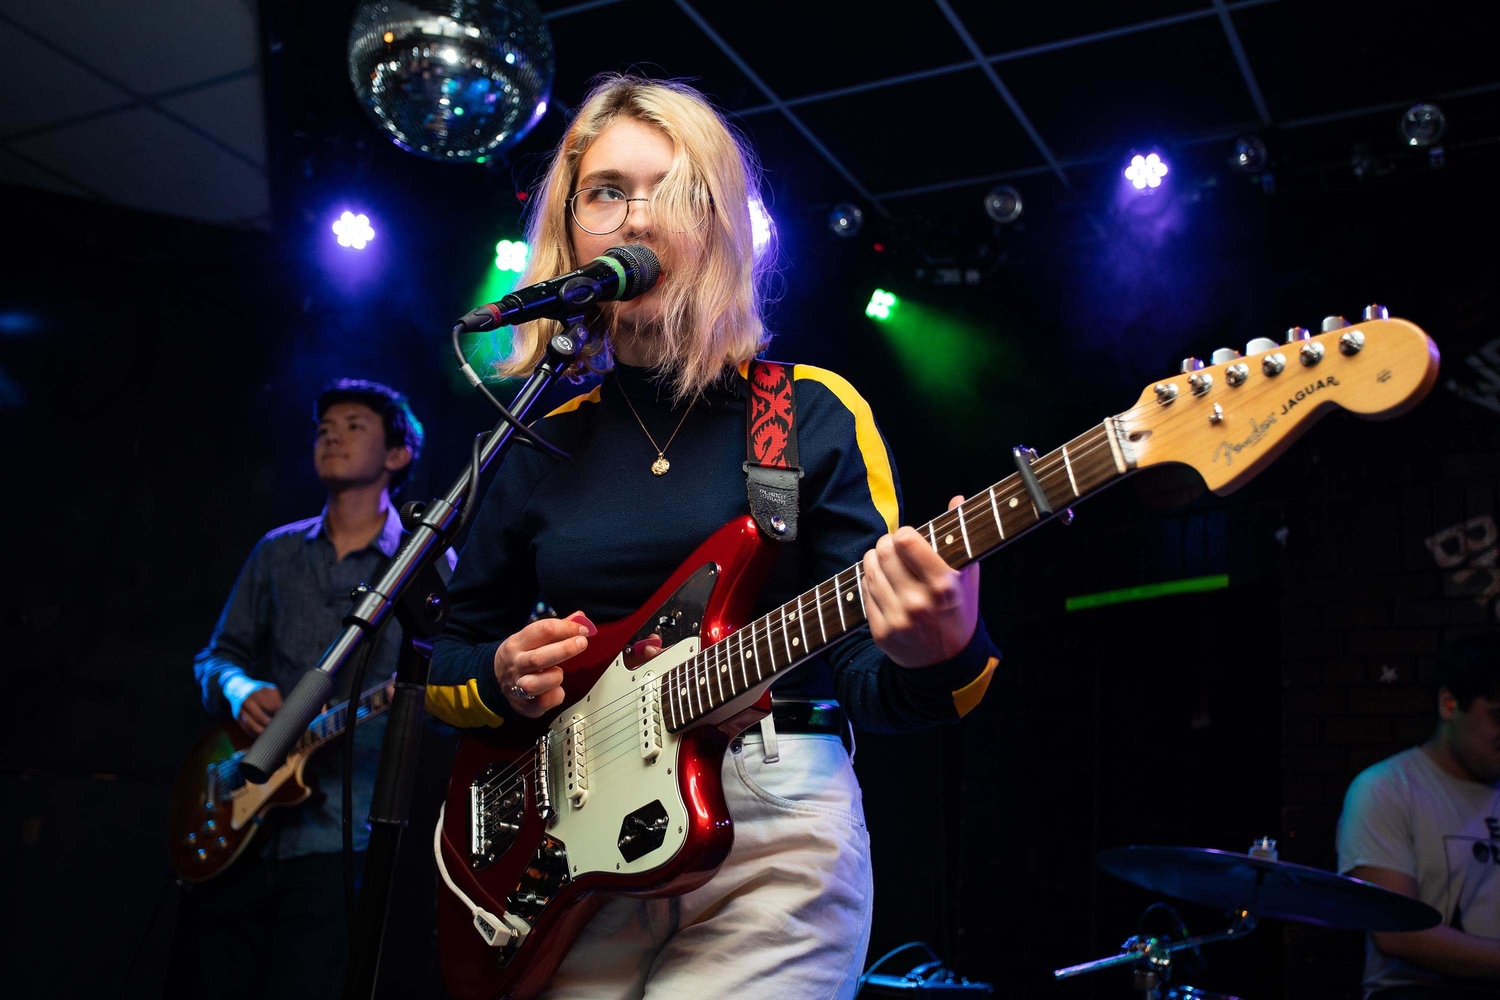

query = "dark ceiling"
[[5, 0, 1497, 246]]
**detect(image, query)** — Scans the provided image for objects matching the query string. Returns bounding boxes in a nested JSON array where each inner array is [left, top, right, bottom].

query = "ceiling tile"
[[946, 0, 1213, 54], [0, 147, 97, 197], [691, 1, 971, 101], [791, 68, 1043, 197], [11, 105, 268, 225], [1234, 0, 1499, 122], [156, 72, 266, 167], [0, 20, 130, 135], [546, 0, 760, 112], [1000, 17, 1260, 161], [1, 0, 257, 95]]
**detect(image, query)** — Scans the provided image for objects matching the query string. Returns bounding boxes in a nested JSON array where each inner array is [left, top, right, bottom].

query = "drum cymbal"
[[1097, 847, 1439, 931]]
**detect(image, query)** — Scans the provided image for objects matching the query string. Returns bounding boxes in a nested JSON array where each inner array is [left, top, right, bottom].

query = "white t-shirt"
[[1337, 746, 1500, 996]]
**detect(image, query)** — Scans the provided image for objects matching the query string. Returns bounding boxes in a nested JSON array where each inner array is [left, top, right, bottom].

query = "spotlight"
[[828, 203, 864, 238], [749, 199, 773, 256], [1231, 135, 1267, 172], [1399, 102, 1447, 147], [983, 185, 1023, 224], [494, 239, 529, 272], [1125, 152, 1168, 190], [332, 211, 375, 249], [865, 289, 897, 321]]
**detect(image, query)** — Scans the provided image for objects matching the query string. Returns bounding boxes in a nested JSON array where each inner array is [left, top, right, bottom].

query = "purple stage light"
[[749, 198, 773, 257], [1124, 153, 1169, 190], [332, 211, 375, 250]]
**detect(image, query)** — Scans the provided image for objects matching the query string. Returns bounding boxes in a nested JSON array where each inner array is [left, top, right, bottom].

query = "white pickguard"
[[543, 641, 696, 877]]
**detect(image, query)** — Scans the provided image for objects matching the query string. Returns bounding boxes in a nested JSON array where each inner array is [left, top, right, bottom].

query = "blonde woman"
[[429, 75, 1000, 998]]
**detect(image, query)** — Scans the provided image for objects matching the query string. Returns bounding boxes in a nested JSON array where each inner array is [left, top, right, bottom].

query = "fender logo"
[[1279, 375, 1340, 416], [1213, 413, 1276, 466]]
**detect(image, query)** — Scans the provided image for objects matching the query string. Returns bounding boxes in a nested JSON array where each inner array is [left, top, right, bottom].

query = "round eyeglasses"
[[567, 185, 713, 236]]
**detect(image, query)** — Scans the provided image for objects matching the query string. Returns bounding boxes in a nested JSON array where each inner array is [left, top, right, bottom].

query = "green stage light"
[[865, 289, 897, 320], [495, 239, 529, 273], [1065, 574, 1229, 612]]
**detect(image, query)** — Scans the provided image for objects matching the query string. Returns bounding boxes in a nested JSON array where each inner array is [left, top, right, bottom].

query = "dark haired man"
[[1338, 631, 1500, 999], [182, 379, 447, 998]]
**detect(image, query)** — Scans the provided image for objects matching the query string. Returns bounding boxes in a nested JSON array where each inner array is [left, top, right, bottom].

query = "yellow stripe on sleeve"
[[791, 365, 899, 534], [543, 385, 602, 419], [425, 679, 506, 728], [952, 656, 999, 718]]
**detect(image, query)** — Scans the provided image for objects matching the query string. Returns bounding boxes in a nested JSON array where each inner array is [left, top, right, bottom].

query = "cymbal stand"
[[1052, 907, 1257, 999]]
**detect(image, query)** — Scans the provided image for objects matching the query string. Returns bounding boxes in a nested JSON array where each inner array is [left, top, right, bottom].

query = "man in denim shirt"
[[181, 379, 445, 998]]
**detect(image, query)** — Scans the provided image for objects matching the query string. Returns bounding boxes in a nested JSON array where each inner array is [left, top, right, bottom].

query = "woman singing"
[[428, 75, 1000, 998]]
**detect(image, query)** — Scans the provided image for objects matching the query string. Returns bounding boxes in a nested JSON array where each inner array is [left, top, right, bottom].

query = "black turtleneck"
[[428, 361, 999, 733]]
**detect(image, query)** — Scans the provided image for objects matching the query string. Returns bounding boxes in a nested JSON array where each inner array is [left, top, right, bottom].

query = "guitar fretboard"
[[660, 422, 1126, 732]]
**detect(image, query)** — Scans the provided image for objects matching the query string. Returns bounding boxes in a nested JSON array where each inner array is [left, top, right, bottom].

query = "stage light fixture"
[[332, 211, 375, 249], [1232, 135, 1267, 172], [983, 185, 1023, 224], [494, 239, 529, 272], [828, 203, 863, 238], [865, 289, 897, 321], [1124, 152, 1168, 190], [1399, 102, 1447, 147], [749, 199, 773, 256]]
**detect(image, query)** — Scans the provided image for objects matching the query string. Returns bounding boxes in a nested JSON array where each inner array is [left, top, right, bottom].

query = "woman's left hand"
[[862, 495, 981, 669]]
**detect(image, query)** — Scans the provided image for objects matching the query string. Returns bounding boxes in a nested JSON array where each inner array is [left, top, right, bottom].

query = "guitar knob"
[[1210, 347, 1241, 365], [1284, 326, 1311, 344], [1362, 304, 1389, 320], [1180, 357, 1204, 373], [1321, 315, 1349, 332], [1245, 337, 1279, 355]]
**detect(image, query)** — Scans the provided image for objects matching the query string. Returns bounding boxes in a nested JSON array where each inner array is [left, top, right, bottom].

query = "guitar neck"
[[662, 420, 1130, 731], [292, 681, 394, 755]]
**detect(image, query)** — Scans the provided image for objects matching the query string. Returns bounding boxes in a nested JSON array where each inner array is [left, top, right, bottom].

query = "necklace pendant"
[[651, 455, 670, 476]]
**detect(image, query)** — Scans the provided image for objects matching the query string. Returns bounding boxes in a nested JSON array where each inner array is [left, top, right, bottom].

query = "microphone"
[[456, 244, 660, 332]]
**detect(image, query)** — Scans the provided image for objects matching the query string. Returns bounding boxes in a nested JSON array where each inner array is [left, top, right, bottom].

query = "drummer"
[[1337, 630, 1500, 998]]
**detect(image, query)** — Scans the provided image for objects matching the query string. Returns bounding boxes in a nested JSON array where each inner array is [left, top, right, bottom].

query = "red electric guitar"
[[436, 313, 1440, 999]]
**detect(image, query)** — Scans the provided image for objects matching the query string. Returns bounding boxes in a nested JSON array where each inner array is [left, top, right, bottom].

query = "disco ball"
[[348, 0, 554, 163]]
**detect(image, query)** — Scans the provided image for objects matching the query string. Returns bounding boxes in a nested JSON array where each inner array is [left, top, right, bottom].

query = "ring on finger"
[[508, 683, 536, 701]]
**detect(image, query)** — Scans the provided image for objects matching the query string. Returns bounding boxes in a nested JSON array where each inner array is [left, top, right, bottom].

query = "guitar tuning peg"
[[1210, 347, 1241, 365], [1321, 315, 1349, 332], [1284, 326, 1311, 344], [1180, 357, 1204, 372], [1362, 304, 1389, 320], [1245, 337, 1279, 355]]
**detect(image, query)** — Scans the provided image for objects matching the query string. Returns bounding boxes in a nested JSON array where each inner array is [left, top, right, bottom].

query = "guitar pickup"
[[639, 672, 662, 763], [564, 714, 589, 808]]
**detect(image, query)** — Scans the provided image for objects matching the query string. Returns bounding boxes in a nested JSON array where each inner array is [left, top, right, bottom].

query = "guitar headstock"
[[1115, 310, 1439, 495]]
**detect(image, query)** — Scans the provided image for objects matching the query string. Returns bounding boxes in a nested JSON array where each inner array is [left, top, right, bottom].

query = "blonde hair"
[[494, 75, 775, 401]]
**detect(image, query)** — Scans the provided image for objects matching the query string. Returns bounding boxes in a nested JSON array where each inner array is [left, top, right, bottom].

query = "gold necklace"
[[616, 378, 694, 476]]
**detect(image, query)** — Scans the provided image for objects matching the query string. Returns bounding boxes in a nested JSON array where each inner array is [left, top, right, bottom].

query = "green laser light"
[[866, 289, 897, 320]]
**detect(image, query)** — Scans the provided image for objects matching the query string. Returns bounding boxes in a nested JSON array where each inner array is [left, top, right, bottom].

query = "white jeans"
[[539, 732, 875, 1000]]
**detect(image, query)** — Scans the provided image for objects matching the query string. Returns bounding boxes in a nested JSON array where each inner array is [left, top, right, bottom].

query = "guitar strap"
[[744, 360, 802, 542]]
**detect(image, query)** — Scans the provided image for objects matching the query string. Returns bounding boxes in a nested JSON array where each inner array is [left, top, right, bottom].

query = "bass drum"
[[1167, 988, 1242, 1000]]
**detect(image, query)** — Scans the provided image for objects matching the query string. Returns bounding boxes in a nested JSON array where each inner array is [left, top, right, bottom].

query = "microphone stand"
[[237, 295, 599, 1000]]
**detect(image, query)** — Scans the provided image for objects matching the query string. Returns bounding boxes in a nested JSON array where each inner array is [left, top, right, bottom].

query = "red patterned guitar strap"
[[744, 360, 803, 542]]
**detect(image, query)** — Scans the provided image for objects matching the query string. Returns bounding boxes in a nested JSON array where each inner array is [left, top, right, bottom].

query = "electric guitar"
[[436, 313, 1440, 999], [167, 680, 393, 882]]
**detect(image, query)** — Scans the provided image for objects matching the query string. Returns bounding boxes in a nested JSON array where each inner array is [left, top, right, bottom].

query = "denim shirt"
[[193, 504, 447, 858]]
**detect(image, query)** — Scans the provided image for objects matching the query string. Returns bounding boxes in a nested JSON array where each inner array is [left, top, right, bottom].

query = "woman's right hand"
[[494, 612, 596, 717]]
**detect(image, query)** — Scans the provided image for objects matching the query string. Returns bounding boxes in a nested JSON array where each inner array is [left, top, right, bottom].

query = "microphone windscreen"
[[605, 244, 661, 300]]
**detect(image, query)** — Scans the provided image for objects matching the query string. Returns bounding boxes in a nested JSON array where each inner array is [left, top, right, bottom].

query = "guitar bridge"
[[469, 761, 526, 871]]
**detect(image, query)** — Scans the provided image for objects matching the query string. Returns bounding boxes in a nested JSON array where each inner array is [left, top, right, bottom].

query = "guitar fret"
[[927, 522, 937, 549], [778, 608, 793, 666], [814, 582, 828, 643], [988, 485, 1004, 540], [957, 502, 971, 559], [1061, 442, 1079, 497], [854, 564, 865, 613], [834, 574, 846, 630], [795, 594, 808, 652]]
